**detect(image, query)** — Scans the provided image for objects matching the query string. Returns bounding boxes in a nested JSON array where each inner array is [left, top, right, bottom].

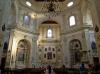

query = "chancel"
[[0, 0, 100, 74]]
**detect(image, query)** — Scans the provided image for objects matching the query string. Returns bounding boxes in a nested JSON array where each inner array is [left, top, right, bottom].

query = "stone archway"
[[37, 20, 62, 66], [15, 39, 31, 68], [69, 39, 82, 66]]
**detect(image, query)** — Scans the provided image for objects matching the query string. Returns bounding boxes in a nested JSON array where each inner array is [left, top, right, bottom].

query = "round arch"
[[15, 39, 31, 68], [69, 39, 82, 65], [38, 20, 60, 27], [41, 20, 58, 24], [37, 20, 61, 37]]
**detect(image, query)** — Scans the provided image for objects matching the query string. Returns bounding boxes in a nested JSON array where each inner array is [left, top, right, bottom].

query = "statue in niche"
[[2, 24, 5, 31], [91, 41, 97, 53], [95, 25, 99, 32], [3, 42, 8, 54]]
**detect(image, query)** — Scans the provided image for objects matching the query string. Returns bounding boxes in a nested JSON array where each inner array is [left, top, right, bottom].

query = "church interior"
[[0, 0, 100, 73]]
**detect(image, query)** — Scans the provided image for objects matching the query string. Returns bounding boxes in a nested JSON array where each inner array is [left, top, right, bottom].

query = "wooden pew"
[[3, 68, 45, 74]]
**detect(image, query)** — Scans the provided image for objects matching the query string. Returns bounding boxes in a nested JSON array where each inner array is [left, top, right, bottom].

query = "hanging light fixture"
[[47, 1, 55, 12], [40, 0, 66, 17]]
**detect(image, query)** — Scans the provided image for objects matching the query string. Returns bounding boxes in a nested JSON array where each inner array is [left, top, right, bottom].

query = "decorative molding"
[[18, 0, 81, 14], [39, 40, 60, 43], [15, 25, 39, 35], [61, 27, 83, 35]]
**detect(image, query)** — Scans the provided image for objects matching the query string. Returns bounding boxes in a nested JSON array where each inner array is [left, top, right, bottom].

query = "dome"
[[19, 0, 81, 13]]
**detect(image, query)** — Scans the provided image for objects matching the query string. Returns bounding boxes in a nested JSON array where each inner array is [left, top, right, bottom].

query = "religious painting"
[[17, 50, 25, 61], [16, 39, 30, 63]]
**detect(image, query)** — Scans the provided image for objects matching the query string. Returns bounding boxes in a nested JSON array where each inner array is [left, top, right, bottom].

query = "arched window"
[[69, 16, 76, 26], [23, 15, 30, 25], [47, 28, 52, 38]]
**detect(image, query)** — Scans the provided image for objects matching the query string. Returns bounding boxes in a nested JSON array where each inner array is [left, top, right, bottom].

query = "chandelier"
[[40, 0, 66, 17], [47, 1, 55, 12]]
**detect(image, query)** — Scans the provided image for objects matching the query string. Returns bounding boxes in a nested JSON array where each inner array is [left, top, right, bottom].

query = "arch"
[[69, 39, 82, 65], [37, 19, 62, 28], [41, 20, 58, 24], [36, 18, 63, 34], [37, 20, 61, 37], [38, 20, 61, 29], [16, 39, 31, 68]]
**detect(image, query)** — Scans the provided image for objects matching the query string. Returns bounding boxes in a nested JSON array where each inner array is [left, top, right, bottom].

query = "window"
[[69, 16, 76, 26], [47, 28, 53, 38], [26, 1, 31, 7], [23, 15, 30, 25], [67, 1, 73, 7]]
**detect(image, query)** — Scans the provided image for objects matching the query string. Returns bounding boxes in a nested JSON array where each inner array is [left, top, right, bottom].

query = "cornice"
[[61, 27, 83, 35], [15, 25, 39, 35], [39, 39, 60, 43], [61, 26, 93, 35]]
